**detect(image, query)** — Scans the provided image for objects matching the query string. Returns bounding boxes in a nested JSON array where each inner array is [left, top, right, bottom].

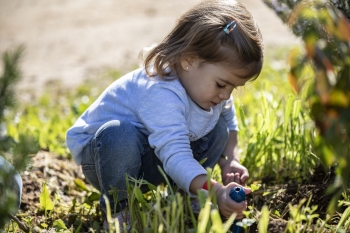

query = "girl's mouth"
[[211, 102, 217, 106]]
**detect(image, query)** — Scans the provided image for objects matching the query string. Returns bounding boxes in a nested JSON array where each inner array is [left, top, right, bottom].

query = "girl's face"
[[178, 58, 248, 111]]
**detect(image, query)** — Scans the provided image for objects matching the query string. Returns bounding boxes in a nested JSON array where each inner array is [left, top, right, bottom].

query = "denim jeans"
[[81, 117, 228, 215], [0, 156, 22, 215]]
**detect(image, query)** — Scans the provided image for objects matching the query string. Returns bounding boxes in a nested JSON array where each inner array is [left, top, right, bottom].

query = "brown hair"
[[142, 0, 264, 80]]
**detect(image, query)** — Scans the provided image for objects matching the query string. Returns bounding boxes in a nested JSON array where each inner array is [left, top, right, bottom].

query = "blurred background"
[[0, 0, 300, 91]]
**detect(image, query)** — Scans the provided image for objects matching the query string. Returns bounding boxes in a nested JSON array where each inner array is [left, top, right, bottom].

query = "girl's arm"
[[218, 130, 249, 185]]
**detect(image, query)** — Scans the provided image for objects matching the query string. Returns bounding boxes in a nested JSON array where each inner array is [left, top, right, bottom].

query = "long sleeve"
[[136, 85, 207, 193]]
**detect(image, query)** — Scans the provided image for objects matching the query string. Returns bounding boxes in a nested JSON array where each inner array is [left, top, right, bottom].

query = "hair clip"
[[223, 20, 237, 34]]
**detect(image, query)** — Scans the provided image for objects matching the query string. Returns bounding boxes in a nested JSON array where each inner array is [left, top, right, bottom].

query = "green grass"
[[5, 69, 120, 158], [3, 48, 350, 232], [236, 55, 317, 182]]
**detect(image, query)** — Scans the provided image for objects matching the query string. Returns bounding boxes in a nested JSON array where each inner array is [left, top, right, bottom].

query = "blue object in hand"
[[229, 187, 246, 203], [229, 187, 246, 233]]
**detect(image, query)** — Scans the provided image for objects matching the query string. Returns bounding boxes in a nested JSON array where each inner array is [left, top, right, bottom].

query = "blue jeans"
[[0, 156, 22, 215], [81, 117, 228, 215]]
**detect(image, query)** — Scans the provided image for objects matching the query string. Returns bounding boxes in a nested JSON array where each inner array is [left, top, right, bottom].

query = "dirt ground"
[[20, 151, 336, 233], [0, 0, 300, 92]]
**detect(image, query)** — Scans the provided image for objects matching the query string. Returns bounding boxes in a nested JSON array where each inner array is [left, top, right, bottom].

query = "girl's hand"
[[220, 160, 249, 186], [214, 182, 251, 218]]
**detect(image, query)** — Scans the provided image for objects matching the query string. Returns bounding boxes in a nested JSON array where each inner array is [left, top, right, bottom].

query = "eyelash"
[[216, 82, 226, 89]]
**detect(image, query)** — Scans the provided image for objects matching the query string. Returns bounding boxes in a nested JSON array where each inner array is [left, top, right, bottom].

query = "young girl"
[[66, 0, 263, 226]]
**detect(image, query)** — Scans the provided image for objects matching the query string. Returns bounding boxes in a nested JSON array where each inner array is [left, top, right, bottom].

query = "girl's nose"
[[218, 91, 230, 100]]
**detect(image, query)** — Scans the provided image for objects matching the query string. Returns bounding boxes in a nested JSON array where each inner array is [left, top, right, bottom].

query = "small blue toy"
[[229, 187, 246, 233]]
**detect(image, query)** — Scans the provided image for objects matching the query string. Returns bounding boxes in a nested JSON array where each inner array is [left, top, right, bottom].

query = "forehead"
[[205, 63, 250, 86]]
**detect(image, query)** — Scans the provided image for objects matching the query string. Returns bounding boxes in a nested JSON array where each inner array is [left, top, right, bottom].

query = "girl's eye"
[[216, 82, 226, 89]]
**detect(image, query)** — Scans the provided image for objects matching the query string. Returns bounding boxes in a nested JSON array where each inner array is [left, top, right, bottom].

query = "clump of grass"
[[104, 169, 239, 233], [236, 51, 318, 183]]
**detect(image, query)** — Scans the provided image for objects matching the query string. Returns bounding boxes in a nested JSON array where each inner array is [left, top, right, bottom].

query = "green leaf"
[[74, 178, 89, 192], [284, 95, 293, 131], [223, 212, 237, 232], [41, 223, 48, 228], [262, 192, 271, 196], [250, 183, 261, 192], [198, 157, 207, 165], [273, 209, 281, 217], [87, 192, 100, 202], [53, 219, 67, 230], [40, 183, 54, 211], [292, 99, 301, 120], [74, 221, 82, 233], [258, 206, 269, 233], [197, 202, 211, 233], [209, 209, 223, 232], [134, 187, 147, 206], [336, 206, 350, 231], [84, 191, 100, 206]]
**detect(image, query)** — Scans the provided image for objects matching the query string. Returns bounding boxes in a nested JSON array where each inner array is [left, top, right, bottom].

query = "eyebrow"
[[219, 78, 245, 87]]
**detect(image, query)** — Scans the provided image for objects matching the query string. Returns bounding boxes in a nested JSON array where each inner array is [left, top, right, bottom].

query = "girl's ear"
[[180, 55, 198, 71]]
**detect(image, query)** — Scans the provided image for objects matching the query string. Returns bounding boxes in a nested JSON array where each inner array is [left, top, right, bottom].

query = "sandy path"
[[0, 0, 299, 91]]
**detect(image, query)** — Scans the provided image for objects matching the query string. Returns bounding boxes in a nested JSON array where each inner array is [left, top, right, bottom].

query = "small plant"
[[39, 183, 54, 218], [285, 197, 327, 233]]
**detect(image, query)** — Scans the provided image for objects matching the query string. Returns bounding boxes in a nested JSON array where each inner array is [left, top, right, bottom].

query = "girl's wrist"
[[212, 182, 223, 196], [202, 179, 222, 194], [219, 156, 232, 167], [202, 179, 217, 191], [219, 156, 240, 166]]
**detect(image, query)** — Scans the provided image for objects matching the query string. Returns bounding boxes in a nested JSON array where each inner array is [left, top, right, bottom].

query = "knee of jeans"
[[95, 120, 122, 138], [95, 120, 142, 147], [95, 120, 142, 144]]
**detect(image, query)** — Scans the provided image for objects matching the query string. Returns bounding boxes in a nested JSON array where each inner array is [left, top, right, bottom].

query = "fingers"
[[219, 198, 247, 218], [224, 173, 240, 184], [234, 173, 240, 183], [240, 170, 249, 185], [243, 186, 252, 195], [224, 172, 247, 186], [223, 173, 234, 184]]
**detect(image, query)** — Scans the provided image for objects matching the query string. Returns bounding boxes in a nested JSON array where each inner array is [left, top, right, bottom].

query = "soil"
[[248, 164, 343, 233], [19, 152, 103, 232], [17, 152, 337, 233]]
